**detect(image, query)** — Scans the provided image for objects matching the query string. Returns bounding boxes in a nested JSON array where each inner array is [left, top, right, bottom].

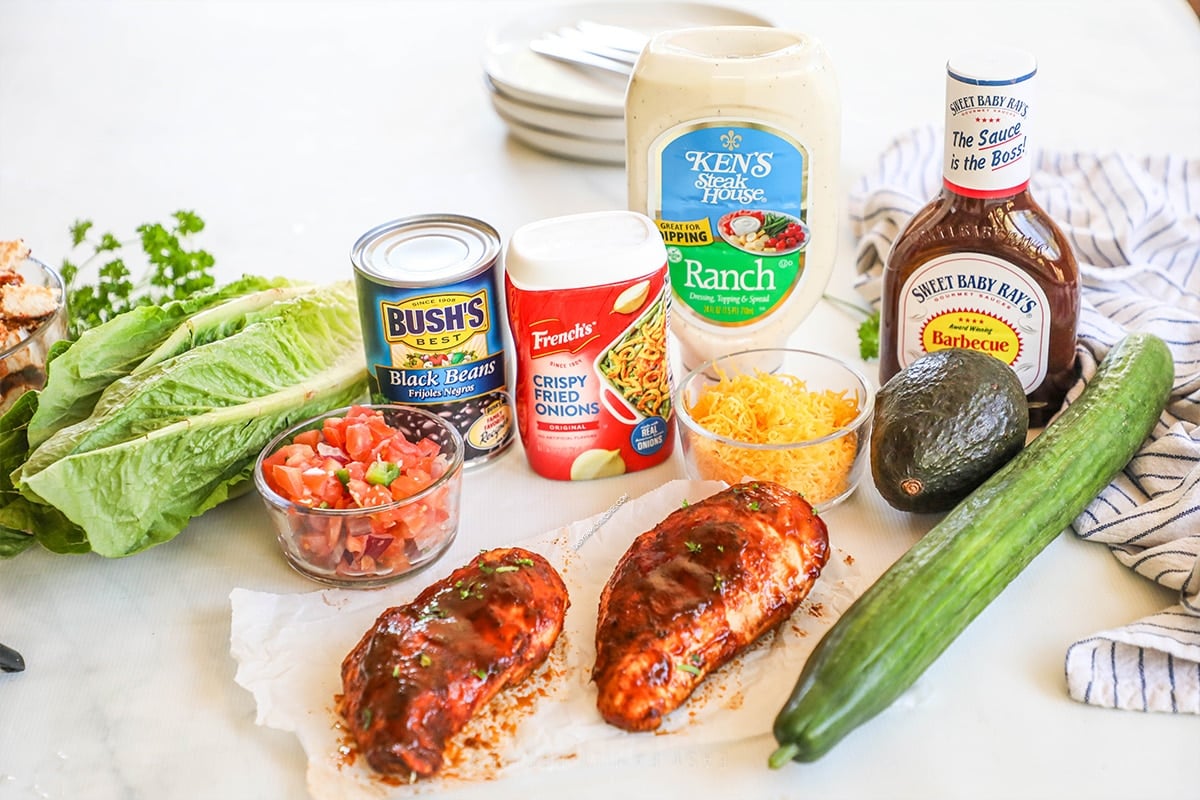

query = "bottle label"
[[894, 252, 1051, 392], [648, 121, 810, 327], [943, 63, 1035, 198]]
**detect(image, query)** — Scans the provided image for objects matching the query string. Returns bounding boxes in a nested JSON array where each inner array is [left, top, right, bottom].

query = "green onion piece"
[[677, 663, 702, 676], [495, 565, 519, 573], [364, 460, 401, 486]]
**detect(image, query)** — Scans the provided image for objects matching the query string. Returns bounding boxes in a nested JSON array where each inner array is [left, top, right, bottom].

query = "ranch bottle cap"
[[504, 210, 667, 291]]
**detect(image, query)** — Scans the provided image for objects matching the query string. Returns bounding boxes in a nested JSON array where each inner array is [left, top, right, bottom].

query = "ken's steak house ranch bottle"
[[626, 27, 841, 372], [880, 48, 1079, 427]]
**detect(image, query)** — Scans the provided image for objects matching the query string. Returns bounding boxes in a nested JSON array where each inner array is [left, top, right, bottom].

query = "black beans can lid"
[[350, 214, 501, 287]]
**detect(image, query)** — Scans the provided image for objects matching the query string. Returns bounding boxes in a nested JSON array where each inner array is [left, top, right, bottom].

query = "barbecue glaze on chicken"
[[592, 481, 829, 732], [338, 547, 568, 778]]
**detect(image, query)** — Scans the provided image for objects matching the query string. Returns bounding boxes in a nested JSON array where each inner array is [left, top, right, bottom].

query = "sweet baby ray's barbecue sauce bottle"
[[880, 48, 1079, 428]]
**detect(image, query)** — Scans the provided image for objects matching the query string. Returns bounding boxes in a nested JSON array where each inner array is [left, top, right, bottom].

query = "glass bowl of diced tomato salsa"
[[253, 403, 465, 588]]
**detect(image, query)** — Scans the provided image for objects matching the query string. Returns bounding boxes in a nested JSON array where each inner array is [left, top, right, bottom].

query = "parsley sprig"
[[59, 210, 217, 338], [823, 294, 880, 361]]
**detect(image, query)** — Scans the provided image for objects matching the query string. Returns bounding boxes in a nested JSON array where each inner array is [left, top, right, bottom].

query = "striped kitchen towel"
[[850, 125, 1200, 714]]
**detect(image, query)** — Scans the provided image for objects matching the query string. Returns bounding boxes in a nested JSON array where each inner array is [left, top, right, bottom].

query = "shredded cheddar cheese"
[[686, 368, 861, 507]]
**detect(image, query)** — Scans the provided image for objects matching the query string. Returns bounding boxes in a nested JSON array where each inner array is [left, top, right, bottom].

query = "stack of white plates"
[[483, 2, 772, 165]]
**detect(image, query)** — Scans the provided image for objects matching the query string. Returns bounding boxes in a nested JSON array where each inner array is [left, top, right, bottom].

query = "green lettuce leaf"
[[0, 391, 85, 554], [16, 283, 367, 557], [28, 274, 294, 449]]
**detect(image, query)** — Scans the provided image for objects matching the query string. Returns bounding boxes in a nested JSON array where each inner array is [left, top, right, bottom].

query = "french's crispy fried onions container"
[[504, 210, 674, 481]]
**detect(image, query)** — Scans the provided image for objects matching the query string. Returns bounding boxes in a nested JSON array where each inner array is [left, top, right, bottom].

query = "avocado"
[[871, 348, 1028, 513]]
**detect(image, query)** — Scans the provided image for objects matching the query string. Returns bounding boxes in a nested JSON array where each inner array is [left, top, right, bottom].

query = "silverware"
[[574, 21, 648, 54], [529, 38, 634, 76], [0, 641, 25, 673], [528, 20, 648, 77]]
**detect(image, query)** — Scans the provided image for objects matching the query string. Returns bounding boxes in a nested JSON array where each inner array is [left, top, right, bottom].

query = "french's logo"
[[529, 317, 598, 358]]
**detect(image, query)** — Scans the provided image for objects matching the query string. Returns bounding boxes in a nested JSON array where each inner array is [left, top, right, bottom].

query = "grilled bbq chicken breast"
[[338, 547, 569, 778], [593, 481, 829, 732]]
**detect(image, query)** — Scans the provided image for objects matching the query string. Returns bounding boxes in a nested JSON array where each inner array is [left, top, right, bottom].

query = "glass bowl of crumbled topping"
[[674, 348, 875, 513], [0, 240, 68, 414]]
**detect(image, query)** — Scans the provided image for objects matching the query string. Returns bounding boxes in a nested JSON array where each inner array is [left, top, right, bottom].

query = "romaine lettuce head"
[[11, 280, 368, 557], [29, 274, 296, 448]]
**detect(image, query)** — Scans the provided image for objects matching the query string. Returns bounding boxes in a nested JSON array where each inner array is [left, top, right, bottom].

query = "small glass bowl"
[[0, 256, 67, 414], [253, 404, 465, 588], [675, 348, 874, 513]]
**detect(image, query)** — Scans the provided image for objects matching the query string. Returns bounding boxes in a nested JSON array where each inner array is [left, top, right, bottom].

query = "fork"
[[528, 21, 649, 76]]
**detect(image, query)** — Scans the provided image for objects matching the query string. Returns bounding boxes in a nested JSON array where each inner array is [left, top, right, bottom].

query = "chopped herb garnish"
[[685, 541, 701, 553], [360, 708, 373, 728], [476, 561, 496, 575], [681, 499, 690, 507], [495, 565, 519, 573], [472, 668, 488, 680], [418, 653, 432, 668], [713, 573, 726, 591], [514, 557, 535, 567], [748, 500, 761, 511], [392, 664, 401, 678], [677, 662, 702, 676], [418, 602, 446, 622]]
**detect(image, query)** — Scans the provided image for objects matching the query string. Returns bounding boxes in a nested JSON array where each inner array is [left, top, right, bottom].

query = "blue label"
[[660, 126, 805, 223], [653, 123, 810, 326], [375, 350, 507, 404], [631, 416, 667, 456]]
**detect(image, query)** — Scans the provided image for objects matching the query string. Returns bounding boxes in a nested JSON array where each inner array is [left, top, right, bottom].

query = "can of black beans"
[[350, 214, 514, 466]]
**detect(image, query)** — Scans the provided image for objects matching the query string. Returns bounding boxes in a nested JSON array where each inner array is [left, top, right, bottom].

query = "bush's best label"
[[651, 123, 810, 327], [382, 291, 488, 350], [895, 252, 1051, 392]]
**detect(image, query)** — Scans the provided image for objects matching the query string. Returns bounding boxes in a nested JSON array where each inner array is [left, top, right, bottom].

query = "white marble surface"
[[1, 1, 1198, 799]]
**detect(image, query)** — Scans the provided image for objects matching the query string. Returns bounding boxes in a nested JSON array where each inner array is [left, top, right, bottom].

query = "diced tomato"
[[263, 406, 457, 578], [270, 463, 307, 501], [343, 422, 373, 462], [292, 429, 321, 448], [388, 472, 428, 500]]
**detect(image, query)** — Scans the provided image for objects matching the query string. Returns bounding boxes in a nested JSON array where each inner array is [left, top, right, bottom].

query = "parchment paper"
[[230, 479, 860, 798]]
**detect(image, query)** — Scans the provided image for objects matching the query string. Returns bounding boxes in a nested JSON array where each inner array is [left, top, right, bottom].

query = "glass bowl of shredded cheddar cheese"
[[675, 348, 874, 512]]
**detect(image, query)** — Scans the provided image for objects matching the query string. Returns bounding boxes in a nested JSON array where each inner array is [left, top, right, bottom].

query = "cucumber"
[[769, 332, 1174, 766]]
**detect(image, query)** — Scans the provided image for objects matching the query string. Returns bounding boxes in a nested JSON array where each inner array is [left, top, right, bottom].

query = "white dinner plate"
[[483, 1, 773, 117], [503, 116, 627, 165], [488, 78, 627, 141]]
